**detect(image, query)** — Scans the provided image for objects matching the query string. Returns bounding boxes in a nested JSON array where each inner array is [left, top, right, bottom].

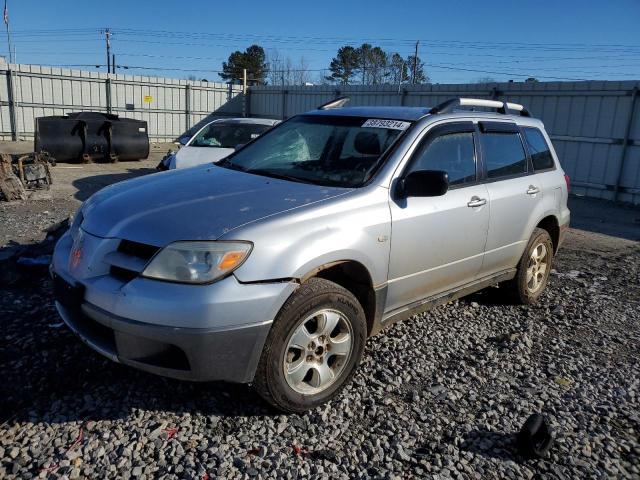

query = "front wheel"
[[505, 227, 554, 304], [253, 278, 367, 413]]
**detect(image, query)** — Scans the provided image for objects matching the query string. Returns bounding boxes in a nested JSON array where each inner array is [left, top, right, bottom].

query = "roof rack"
[[317, 96, 350, 110], [429, 98, 530, 117]]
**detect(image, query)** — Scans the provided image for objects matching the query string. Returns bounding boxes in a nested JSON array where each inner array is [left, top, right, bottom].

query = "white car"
[[167, 118, 279, 169]]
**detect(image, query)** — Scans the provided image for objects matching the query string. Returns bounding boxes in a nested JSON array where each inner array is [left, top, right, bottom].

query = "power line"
[[7, 27, 640, 83], [85, 27, 640, 50], [13, 27, 640, 54], [8, 47, 640, 64], [423, 63, 589, 81], [21, 59, 640, 83], [9, 28, 640, 61]]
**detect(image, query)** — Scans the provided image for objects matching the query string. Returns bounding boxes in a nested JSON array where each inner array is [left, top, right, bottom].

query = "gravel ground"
[[1, 177, 639, 478]]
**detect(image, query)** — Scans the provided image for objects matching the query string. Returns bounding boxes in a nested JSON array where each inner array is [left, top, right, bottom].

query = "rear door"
[[386, 122, 490, 312], [522, 126, 565, 214], [478, 122, 544, 275]]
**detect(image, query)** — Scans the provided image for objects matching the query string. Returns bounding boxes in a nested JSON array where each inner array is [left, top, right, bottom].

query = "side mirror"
[[178, 136, 190, 146], [397, 170, 449, 198]]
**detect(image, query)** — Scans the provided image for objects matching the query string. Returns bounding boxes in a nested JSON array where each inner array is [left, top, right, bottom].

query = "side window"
[[523, 127, 555, 171], [409, 132, 476, 186], [480, 132, 527, 179]]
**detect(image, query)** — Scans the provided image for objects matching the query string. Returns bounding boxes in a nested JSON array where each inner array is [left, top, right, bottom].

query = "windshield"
[[189, 123, 271, 148], [218, 115, 408, 187]]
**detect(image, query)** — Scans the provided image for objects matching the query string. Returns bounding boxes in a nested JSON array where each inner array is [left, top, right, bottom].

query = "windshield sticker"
[[250, 133, 260, 139], [362, 119, 411, 130]]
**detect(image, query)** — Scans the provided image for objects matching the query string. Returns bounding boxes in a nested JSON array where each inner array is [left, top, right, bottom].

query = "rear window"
[[523, 127, 555, 171], [481, 132, 527, 179], [190, 123, 270, 148]]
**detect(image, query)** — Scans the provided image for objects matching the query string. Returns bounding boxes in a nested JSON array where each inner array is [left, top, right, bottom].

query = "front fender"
[[227, 187, 392, 286]]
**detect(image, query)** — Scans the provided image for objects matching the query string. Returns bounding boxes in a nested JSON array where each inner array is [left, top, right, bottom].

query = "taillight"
[[564, 174, 570, 192]]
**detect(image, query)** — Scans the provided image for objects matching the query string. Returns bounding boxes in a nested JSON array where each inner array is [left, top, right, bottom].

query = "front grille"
[[106, 239, 161, 283], [117, 239, 160, 260], [110, 265, 140, 282]]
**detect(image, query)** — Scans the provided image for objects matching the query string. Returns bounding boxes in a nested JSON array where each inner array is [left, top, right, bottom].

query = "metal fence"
[[0, 64, 638, 204], [248, 82, 640, 204], [0, 64, 244, 142]]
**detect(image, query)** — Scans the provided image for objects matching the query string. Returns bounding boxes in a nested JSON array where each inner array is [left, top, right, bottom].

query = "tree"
[[220, 44, 267, 85], [326, 46, 359, 85], [474, 76, 497, 83], [267, 50, 312, 85], [316, 69, 332, 85], [407, 55, 429, 84], [292, 56, 311, 85], [327, 44, 430, 85], [357, 44, 388, 85], [388, 53, 409, 85]]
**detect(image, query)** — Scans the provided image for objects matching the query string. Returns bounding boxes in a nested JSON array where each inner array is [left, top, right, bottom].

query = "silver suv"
[[52, 97, 570, 412]]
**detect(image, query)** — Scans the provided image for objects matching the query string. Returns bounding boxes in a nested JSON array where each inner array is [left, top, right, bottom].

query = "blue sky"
[[3, 0, 640, 84]]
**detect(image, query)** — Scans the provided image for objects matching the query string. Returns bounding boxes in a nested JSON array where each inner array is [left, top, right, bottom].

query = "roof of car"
[[305, 106, 432, 122]]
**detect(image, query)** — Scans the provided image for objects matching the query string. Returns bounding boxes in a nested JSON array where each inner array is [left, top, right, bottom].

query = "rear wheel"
[[253, 278, 366, 413], [505, 227, 554, 304]]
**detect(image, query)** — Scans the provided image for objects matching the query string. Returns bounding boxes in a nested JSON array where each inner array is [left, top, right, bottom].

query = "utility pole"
[[242, 68, 247, 94], [4, 0, 14, 64], [412, 41, 419, 85], [112, 53, 115, 74], [242, 68, 248, 117], [101, 28, 112, 73]]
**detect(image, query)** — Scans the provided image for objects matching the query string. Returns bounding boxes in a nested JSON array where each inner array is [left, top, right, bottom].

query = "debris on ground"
[[0, 152, 55, 201], [15, 152, 54, 190], [517, 413, 555, 459], [0, 154, 26, 201], [0, 217, 69, 286]]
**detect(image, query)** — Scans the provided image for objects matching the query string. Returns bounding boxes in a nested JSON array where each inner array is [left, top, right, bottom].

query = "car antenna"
[[317, 96, 350, 110]]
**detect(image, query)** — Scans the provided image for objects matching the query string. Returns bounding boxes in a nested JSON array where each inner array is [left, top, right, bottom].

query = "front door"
[[386, 122, 490, 313]]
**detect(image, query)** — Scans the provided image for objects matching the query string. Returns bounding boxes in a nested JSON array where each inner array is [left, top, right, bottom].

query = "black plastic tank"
[[35, 112, 149, 162]]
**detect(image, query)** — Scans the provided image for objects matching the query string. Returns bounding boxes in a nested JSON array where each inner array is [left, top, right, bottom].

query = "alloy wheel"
[[283, 308, 353, 395], [526, 243, 549, 293]]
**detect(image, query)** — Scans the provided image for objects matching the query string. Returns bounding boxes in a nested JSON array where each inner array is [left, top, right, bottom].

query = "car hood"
[[81, 165, 351, 246], [173, 146, 232, 169]]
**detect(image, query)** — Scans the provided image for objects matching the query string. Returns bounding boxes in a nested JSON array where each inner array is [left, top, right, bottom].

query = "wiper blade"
[[246, 169, 314, 184]]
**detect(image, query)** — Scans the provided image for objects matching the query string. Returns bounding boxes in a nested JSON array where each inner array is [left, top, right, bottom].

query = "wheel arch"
[[536, 215, 560, 253], [300, 260, 379, 336]]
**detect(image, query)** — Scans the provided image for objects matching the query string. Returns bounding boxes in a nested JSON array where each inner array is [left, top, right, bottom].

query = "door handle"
[[527, 185, 540, 195], [467, 196, 487, 208]]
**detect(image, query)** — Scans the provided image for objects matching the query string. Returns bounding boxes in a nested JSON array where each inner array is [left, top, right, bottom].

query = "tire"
[[505, 227, 554, 304], [253, 277, 367, 413]]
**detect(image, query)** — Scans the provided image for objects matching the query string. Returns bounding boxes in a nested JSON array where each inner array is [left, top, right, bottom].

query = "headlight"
[[142, 241, 252, 284], [69, 207, 84, 239]]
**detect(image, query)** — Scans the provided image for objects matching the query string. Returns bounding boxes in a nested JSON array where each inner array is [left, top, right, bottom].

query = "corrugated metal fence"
[[248, 82, 640, 204], [0, 64, 244, 142], [0, 64, 638, 204]]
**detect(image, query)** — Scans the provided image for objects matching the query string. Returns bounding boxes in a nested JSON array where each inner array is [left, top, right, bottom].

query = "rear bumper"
[[55, 299, 272, 382]]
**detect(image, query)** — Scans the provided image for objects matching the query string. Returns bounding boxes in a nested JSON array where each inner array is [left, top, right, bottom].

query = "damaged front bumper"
[[51, 230, 297, 383], [53, 294, 274, 383]]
